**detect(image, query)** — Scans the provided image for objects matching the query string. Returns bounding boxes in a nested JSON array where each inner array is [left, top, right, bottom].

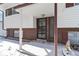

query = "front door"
[[37, 18, 47, 39], [37, 17, 54, 41]]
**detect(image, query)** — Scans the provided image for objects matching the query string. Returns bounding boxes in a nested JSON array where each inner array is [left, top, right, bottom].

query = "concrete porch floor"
[[0, 37, 79, 56]]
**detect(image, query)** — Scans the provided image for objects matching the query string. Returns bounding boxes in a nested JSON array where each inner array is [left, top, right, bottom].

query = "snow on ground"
[[22, 41, 64, 56], [0, 37, 28, 56], [0, 37, 79, 56]]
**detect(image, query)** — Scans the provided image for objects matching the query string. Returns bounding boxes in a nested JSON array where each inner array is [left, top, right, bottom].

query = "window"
[[68, 32, 79, 45], [66, 3, 79, 8], [0, 11, 3, 21], [74, 3, 79, 6], [0, 10, 4, 30], [6, 8, 12, 16], [66, 3, 74, 8], [5, 8, 19, 16]]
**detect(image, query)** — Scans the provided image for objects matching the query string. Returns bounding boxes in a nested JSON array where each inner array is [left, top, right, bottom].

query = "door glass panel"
[[38, 19, 46, 26], [50, 17, 54, 41], [38, 34, 46, 38]]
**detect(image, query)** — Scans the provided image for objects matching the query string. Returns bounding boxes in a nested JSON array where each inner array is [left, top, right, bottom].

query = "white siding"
[[57, 4, 79, 28], [3, 3, 54, 29], [57, 3, 66, 28], [4, 14, 21, 29]]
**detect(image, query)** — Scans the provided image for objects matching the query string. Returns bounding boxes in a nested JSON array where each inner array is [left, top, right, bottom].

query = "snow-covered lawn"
[[0, 37, 28, 56], [0, 37, 79, 56]]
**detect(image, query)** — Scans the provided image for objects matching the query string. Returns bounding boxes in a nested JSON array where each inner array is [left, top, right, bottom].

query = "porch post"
[[54, 3, 58, 56], [19, 9, 23, 50], [19, 27, 23, 50]]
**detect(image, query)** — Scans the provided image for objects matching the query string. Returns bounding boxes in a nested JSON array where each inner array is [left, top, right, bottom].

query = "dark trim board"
[[14, 3, 34, 9], [59, 28, 79, 31], [5, 3, 34, 10]]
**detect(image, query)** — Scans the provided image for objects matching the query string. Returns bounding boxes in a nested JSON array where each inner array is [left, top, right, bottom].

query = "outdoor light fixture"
[[41, 14, 45, 17]]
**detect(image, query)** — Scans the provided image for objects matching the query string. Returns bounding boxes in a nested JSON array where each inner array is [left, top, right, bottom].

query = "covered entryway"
[[37, 17, 55, 42]]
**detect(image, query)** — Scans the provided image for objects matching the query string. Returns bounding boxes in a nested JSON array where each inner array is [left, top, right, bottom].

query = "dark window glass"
[[5, 8, 19, 16], [66, 3, 74, 8], [75, 3, 79, 6]]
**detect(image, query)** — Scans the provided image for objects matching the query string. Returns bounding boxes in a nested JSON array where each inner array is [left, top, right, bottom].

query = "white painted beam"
[[19, 27, 23, 50]]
